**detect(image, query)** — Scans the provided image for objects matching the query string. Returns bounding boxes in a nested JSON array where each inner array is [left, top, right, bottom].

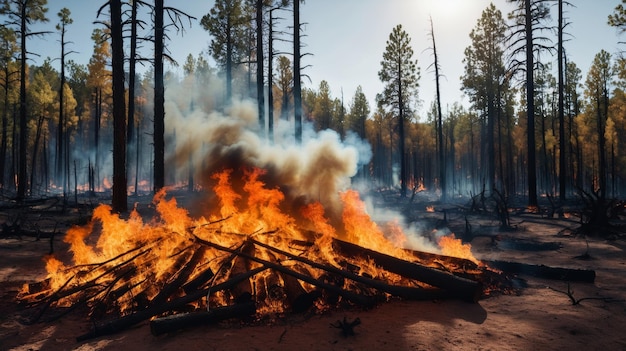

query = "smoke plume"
[[165, 99, 368, 223]]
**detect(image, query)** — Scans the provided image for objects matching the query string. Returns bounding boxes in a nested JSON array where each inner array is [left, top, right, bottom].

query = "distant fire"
[[426, 205, 435, 213]]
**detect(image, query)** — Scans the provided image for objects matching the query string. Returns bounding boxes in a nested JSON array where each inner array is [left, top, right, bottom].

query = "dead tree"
[[429, 17, 446, 202]]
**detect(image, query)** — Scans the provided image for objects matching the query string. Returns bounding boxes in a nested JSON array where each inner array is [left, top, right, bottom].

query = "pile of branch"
[[17, 224, 503, 341]]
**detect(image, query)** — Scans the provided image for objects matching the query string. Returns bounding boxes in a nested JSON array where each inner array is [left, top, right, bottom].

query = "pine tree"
[[462, 4, 508, 196], [201, 0, 249, 105], [377, 24, 420, 197]]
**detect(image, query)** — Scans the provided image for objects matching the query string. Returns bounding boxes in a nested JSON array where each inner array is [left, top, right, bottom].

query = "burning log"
[[150, 245, 207, 306], [331, 239, 483, 302], [252, 239, 460, 302], [192, 235, 377, 308], [227, 241, 256, 303], [259, 252, 314, 313], [150, 300, 256, 336], [181, 265, 215, 294], [76, 266, 269, 341], [281, 270, 316, 313]]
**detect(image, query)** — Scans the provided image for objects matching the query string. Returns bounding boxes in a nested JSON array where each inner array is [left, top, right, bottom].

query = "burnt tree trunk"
[[154, 0, 165, 191], [293, 0, 302, 143], [525, 0, 538, 207], [430, 18, 446, 201], [110, 0, 127, 212], [255, 0, 265, 135], [127, 0, 138, 189]]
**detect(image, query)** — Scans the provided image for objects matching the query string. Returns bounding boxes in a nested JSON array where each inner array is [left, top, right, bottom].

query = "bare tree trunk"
[[225, 15, 233, 105], [110, 0, 127, 212], [17, 5, 28, 200], [256, 0, 265, 136], [398, 63, 406, 197], [0, 70, 9, 190], [268, 8, 275, 142], [598, 88, 608, 200], [127, 0, 138, 190], [154, 0, 165, 191], [11, 103, 17, 191], [430, 18, 445, 201], [525, 0, 538, 207], [293, 0, 302, 143], [57, 23, 66, 191], [94, 88, 101, 191], [29, 114, 45, 194], [558, 0, 566, 200]]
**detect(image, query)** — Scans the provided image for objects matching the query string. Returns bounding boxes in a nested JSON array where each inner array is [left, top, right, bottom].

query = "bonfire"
[[16, 166, 503, 340]]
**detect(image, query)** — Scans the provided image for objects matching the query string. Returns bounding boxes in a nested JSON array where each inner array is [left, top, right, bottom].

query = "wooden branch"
[[150, 300, 256, 336], [192, 236, 376, 307], [252, 238, 456, 302], [549, 283, 618, 305], [76, 266, 269, 341], [150, 245, 207, 306]]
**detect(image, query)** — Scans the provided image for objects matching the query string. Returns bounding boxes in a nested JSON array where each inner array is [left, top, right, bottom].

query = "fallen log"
[[150, 300, 256, 336], [331, 239, 482, 302], [484, 260, 595, 283]]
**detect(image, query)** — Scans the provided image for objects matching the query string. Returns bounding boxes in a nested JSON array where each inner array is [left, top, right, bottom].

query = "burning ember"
[[17, 166, 499, 338]]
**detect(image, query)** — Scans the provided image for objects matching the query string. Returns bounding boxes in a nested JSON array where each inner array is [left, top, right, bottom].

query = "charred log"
[[485, 260, 595, 283], [227, 241, 256, 303], [150, 300, 256, 336]]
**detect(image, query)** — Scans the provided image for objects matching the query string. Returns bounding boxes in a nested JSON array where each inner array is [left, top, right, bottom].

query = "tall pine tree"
[[377, 24, 420, 197]]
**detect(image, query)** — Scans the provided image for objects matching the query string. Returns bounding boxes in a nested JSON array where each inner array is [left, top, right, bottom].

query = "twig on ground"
[[549, 283, 618, 305]]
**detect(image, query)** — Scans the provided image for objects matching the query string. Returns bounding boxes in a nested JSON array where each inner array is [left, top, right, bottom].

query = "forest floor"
[[0, 190, 625, 351]]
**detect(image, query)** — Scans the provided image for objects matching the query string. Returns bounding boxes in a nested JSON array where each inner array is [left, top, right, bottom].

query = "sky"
[[25, 0, 623, 118]]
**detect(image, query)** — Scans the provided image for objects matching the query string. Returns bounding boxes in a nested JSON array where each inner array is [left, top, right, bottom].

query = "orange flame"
[[438, 235, 480, 265], [34, 166, 480, 315]]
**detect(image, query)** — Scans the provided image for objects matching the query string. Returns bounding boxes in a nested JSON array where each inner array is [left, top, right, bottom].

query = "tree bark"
[[525, 0, 538, 207], [293, 0, 302, 143], [127, 0, 138, 190], [17, 3, 27, 200], [430, 18, 446, 201], [154, 0, 165, 191], [256, 0, 265, 135], [558, 0, 566, 200], [110, 0, 127, 213]]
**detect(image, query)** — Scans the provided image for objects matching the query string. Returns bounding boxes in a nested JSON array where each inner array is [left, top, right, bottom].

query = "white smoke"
[[164, 96, 371, 221]]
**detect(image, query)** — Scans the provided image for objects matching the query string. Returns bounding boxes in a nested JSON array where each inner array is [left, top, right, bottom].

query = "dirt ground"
[[1, 195, 626, 351]]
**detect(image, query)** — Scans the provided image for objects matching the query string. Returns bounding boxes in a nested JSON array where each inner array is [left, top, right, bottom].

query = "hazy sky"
[[28, 0, 622, 117]]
